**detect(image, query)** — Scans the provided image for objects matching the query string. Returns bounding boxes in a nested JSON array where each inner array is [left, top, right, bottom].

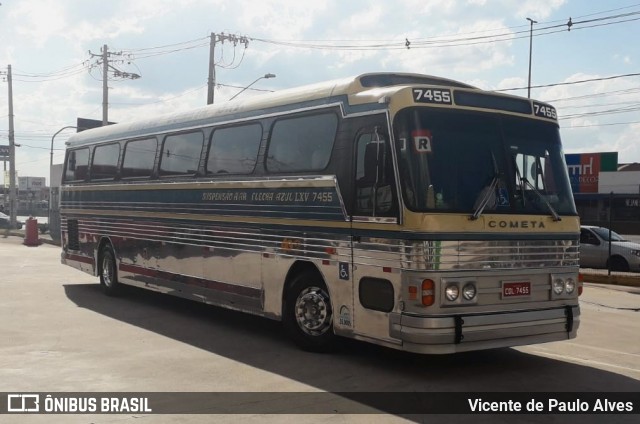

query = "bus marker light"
[[578, 273, 584, 296], [383, 267, 392, 273], [325, 247, 337, 255], [422, 279, 435, 306], [408, 285, 418, 301]]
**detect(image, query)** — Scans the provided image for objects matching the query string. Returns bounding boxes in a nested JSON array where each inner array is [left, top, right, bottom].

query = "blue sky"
[[0, 0, 639, 183]]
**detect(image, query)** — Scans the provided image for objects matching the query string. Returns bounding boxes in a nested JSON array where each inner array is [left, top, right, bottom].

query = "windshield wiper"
[[470, 153, 500, 221], [520, 177, 561, 222], [470, 177, 499, 220]]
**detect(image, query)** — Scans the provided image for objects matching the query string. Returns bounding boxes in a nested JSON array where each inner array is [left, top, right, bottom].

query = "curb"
[[580, 272, 640, 288], [3, 232, 61, 247]]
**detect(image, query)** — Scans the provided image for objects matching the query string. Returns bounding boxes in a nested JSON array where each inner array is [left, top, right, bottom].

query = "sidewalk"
[[2, 228, 58, 246]]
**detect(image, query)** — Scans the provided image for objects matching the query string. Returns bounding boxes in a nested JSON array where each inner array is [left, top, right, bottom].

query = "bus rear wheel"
[[284, 271, 336, 352], [100, 246, 121, 296]]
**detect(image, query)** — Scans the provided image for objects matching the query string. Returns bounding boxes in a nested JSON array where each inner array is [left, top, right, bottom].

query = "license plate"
[[502, 281, 531, 298]]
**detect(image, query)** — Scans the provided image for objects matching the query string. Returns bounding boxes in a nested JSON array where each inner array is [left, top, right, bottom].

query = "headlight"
[[553, 278, 565, 295], [565, 277, 576, 294], [445, 285, 459, 301], [462, 283, 476, 300], [632, 250, 640, 257]]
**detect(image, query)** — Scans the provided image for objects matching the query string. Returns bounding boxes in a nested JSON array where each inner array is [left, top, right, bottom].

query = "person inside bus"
[[356, 141, 396, 216]]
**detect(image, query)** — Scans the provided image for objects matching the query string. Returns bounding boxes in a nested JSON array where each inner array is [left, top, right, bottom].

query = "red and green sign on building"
[[565, 152, 618, 193]]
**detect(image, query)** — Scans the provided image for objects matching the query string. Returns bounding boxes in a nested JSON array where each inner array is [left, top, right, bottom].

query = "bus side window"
[[266, 113, 338, 173], [207, 124, 262, 175], [64, 148, 90, 182], [91, 143, 121, 180], [160, 131, 204, 176], [122, 138, 158, 178], [354, 130, 397, 218]]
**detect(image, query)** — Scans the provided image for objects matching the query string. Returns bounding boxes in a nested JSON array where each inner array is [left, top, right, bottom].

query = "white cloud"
[[511, 0, 566, 20], [9, 0, 68, 47]]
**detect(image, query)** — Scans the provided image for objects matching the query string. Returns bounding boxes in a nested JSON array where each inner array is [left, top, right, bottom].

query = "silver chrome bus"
[[60, 72, 581, 354]]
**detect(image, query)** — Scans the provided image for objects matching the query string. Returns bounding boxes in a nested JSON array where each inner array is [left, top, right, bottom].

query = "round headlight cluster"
[[462, 283, 476, 300], [445, 285, 459, 301], [444, 282, 477, 303], [565, 277, 576, 294], [553, 276, 577, 296], [553, 278, 565, 295]]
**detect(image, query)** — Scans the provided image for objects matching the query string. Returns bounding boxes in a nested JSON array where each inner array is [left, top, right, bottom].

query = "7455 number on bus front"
[[412, 88, 452, 105]]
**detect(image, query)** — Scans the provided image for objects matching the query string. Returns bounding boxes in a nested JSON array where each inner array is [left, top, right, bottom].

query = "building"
[[566, 152, 640, 234]]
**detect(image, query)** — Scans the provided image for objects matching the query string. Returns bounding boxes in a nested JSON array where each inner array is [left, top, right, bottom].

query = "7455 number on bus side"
[[533, 102, 557, 120]]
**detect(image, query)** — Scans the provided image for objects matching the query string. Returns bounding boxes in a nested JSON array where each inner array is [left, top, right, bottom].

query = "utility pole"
[[89, 45, 140, 125], [526, 17, 537, 99], [206, 33, 249, 105], [102, 44, 109, 125], [1, 65, 17, 228], [207, 33, 216, 105]]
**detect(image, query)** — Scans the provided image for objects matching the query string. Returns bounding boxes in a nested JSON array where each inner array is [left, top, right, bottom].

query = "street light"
[[49, 126, 77, 228], [526, 17, 537, 99], [229, 73, 276, 101]]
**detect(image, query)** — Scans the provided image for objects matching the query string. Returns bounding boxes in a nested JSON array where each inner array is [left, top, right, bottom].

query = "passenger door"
[[350, 125, 401, 342]]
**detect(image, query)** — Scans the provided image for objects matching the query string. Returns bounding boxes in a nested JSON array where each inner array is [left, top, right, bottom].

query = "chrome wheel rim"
[[102, 256, 113, 287], [294, 286, 332, 336]]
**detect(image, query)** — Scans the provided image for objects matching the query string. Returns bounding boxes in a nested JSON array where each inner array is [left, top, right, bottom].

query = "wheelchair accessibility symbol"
[[339, 262, 350, 280]]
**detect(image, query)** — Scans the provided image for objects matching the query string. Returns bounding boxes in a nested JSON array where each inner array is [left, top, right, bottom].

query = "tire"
[[284, 271, 336, 352], [609, 256, 630, 272], [100, 246, 121, 296]]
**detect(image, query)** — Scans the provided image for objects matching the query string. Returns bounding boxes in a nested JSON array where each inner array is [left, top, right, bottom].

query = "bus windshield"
[[394, 108, 576, 216]]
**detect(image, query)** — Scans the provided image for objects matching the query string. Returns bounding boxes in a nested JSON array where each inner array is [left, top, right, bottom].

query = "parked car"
[[0, 212, 23, 230], [580, 225, 640, 272]]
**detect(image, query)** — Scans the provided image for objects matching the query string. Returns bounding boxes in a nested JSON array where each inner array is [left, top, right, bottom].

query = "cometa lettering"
[[488, 220, 546, 229]]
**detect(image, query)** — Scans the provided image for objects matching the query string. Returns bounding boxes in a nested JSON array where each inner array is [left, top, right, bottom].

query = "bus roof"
[[66, 72, 478, 147]]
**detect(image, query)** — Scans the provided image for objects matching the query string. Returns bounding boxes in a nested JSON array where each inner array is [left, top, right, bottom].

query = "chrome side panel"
[[61, 201, 580, 353]]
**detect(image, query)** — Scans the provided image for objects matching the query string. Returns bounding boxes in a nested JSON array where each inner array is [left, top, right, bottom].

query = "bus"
[[60, 72, 581, 354]]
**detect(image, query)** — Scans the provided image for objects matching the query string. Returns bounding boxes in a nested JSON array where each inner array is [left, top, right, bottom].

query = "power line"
[[561, 105, 640, 119], [496, 72, 640, 92], [556, 100, 640, 110], [545, 86, 640, 103], [249, 9, 640, 51], [121, 36, 209, 54], [561, 120, 640, 129]]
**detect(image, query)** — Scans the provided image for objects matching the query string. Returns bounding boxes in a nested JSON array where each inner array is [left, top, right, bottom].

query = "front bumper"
[[390, 305, 579, 354]]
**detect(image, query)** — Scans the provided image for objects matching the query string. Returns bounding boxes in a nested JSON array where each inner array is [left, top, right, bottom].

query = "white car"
[[580, 225, 640, 272], [0, 212, 23, 230]]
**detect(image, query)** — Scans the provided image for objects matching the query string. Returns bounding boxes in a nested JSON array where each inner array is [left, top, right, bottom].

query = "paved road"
[[0, 237, 639, 423]]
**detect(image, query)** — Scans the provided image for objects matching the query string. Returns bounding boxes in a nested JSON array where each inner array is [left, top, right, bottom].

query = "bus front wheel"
[[100, 246, 121, 296], [284, 271, 336, 352]]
